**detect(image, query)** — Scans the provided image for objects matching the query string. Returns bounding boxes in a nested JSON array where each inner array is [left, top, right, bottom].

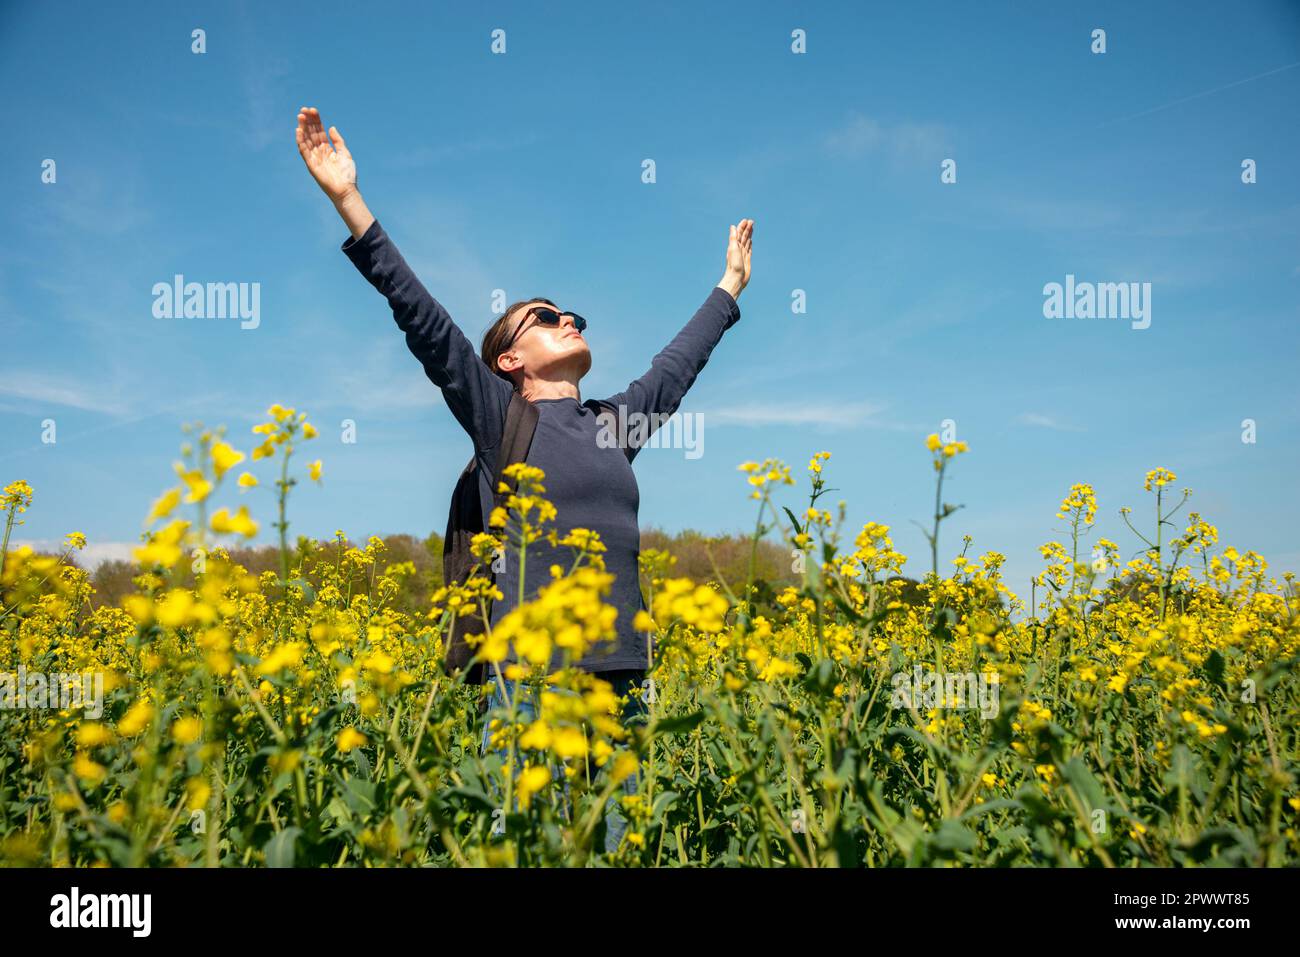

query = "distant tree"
[[376, 533, 439, 612], [639, 526, 794, 591], [89, 559, 141, 609], [75, 525, 921, 623], [423, 531, 445, 588]]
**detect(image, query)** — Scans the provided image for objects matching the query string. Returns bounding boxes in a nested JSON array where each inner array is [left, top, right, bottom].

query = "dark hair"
[[480, 297, 557, 387]]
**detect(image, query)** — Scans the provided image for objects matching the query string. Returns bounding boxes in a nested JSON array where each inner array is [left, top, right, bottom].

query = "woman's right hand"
[[295, 106, 358, 203], [296, 106, 375, 238]]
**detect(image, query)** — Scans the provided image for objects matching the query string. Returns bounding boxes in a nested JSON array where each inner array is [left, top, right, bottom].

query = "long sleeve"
[[341, 219, 512, 454], [597, 286, 741, 450]]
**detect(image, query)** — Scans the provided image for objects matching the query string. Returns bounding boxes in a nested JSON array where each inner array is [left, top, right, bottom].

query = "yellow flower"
[[478, 630, 510, 663], [1057, 483, 1098, 525], [1144, 467, 1177, 491], [210, 505, 259, 538], [255, 642, 305, 676], [337, 727, 368, 752], [610, 751, 640, 784], [515, 764, 552, 806], [145, 487, 182, 525], [155, 588, 197, 627], [133, 519, 189, 568], [361, 650, 395, 675], [237, 472, 258, 488], [73, 753, 107, 786], [308, 460, 323, 482], [76, 723, 114, 748], [551, 725, 588, 759], [736, 458, 794, 498], [117, 700, 155, 737], [519, 720, 553, 751], [1, 480, 34, 513], [185, 777, 211, 812], [173, 464, 212, 504], [172, 716, 203, 745], [211, 441, 245, 479], [269, 750, 303, 775]]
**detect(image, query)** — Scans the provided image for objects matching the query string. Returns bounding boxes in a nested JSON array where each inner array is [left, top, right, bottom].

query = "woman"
[[295, 107, 752, 840]]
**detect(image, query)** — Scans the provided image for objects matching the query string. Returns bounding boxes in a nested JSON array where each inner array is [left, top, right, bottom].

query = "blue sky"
[[2, 0, 1298, 601]]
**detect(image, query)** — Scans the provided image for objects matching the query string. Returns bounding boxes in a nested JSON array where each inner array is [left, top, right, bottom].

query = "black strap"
[[493, 391, 539, 506]]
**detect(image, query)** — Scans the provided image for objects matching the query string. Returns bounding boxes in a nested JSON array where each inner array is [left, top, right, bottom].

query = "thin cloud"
[[955, 194, 1127, 234], [823, 111, 951, 167], [233, 3, 292, 152], [0, 372, 132, 416], [1096, 61, 1300, 130], [0, 388, 231, 465], [1016, 412, 1085, 432], [703, 400, 890, 429]]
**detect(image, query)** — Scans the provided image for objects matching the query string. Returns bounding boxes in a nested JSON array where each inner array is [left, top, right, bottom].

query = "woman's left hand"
[[720, 218, 754, 298]]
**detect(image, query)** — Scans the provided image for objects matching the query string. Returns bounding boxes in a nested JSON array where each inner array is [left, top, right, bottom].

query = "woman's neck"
[[520, 377, 581, 402]]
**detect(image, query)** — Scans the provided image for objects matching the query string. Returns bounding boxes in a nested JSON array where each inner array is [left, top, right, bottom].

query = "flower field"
[[1, 405, 1296, 867]]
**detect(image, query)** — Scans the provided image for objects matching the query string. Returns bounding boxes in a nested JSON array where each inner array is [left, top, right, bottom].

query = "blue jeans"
[[479, 668, 649, 854]]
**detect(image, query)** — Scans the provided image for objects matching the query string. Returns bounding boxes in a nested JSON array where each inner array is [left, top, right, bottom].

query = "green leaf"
[[650, 711, 705, 737], [351, 748, 371, 780], [801, 658, 837, 696], [959, 798, 1023, 820], [1059, 757, 1107, 813], [444, 787, 497, 813], [341, 777, 377, 815], [651, 791, 680, 820], [930, 819, 977, 854], [782, 507, 803, 537], [264, 826, 301, 868], [1204, 649, 1225, 689]]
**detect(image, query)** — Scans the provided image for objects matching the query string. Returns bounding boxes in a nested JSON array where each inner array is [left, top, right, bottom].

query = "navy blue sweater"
[[342, 219, 740, 673]]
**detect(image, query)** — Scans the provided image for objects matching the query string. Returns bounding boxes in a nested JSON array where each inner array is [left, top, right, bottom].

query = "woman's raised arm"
[[598, 219, 753, 448], [295, 107, 511, 453]]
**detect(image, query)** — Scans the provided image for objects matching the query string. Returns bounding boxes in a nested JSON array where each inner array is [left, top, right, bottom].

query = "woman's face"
[[498, 300, 592, 380]]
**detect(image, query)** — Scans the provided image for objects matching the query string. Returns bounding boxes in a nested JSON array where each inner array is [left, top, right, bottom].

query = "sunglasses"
[[506, 306, 588, 349]]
